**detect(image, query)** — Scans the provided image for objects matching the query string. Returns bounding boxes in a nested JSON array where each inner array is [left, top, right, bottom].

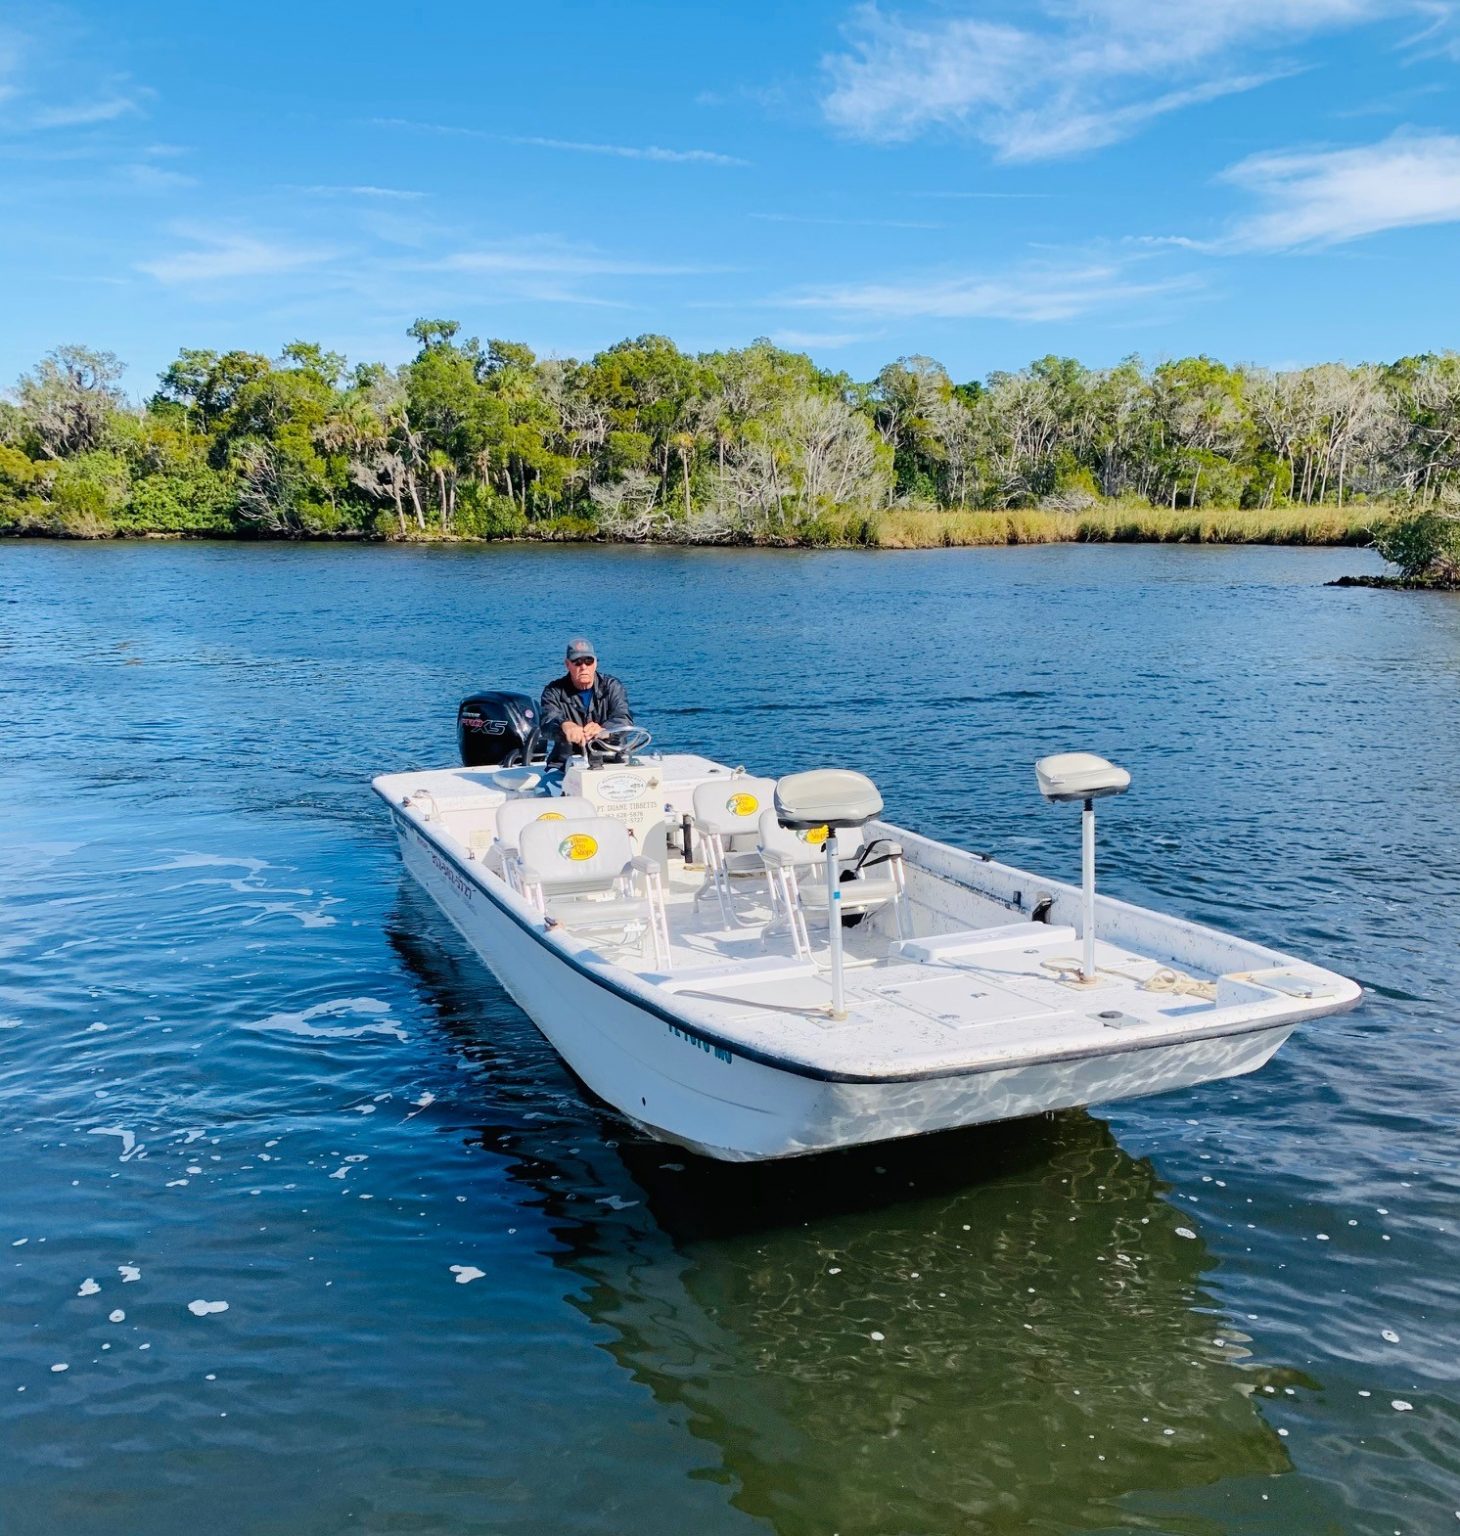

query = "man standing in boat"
[[539, 638, 634, 760]]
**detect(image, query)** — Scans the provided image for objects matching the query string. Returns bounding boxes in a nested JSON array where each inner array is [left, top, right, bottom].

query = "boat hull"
[[394, 815, 1295, 1162]]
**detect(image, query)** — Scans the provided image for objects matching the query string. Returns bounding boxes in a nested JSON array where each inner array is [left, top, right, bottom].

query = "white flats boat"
[[375, 707, 1360, 1162]]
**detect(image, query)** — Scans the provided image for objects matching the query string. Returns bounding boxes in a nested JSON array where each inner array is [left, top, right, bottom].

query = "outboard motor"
[[457, 691, 539, 768]]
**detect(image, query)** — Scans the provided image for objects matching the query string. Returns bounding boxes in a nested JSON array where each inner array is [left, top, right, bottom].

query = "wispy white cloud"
[[371, 117, 747, 165], [785, 257, 1200, 322], [370, 115, 488, 138], [770, 328, 875, 349], [508, 135, 748, 166], [1330, 80, 1450, 116], [139, 226, 337, 284], [117, 161, 195, 192], [293, 184, 426, 200], [821, 1, 1455, 159], [1220, 130, 1460, 248], [430, 240, 726, 277], [32, 91, 145, 128]]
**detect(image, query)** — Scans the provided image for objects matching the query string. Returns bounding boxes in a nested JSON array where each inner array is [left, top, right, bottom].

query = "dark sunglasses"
[[568, 656, 596, 665]]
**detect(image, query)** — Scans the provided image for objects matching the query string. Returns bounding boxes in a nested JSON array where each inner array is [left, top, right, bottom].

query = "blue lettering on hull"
[[668, 1022, 733, 1065]]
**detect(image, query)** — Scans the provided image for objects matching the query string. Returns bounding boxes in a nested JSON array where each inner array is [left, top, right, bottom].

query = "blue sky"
[[2, 0, 1459, 395]]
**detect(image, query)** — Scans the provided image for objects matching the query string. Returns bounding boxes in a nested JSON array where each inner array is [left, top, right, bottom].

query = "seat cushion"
[[798, 875, 900, 912], [546, 895, 654, 929]]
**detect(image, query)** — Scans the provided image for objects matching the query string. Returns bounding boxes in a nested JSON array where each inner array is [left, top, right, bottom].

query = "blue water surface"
[[1, 541, 1457, 1536]]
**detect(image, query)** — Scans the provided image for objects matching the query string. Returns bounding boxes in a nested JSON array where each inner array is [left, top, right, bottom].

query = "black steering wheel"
[[583, 725, 653, 762]]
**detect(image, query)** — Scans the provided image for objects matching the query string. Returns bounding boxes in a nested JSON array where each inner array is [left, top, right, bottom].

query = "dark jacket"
[[538, 671, 633, 744]]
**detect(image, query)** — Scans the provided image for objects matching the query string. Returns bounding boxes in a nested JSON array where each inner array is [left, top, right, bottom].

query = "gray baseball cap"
[[565, 637, 596, 662]]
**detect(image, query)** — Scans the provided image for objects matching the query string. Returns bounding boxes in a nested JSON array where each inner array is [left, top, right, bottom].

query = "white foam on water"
[[187, 1300, 229, 1317], [150, 852, 270, 875], [404, 1092, 435, 1119], [0, 1016, 23, 1030], [1392, 1400, 1414, 1412], [870, 1331, 885, 1341], [89, 1127, 141, 1161], [50, 1363, 68, 1373], [596, 1195, 639, 1211], [449, 1265, 485, 1285], [166, 1179, 189, 1187], [109, 1310, 125, 1323], [86, 1022, 107, 1033], [1382, 1329, 1400, 1343], [77, 1278, 100, 1297], [242, 997, 407, 1043], [179, 1129, 206, 1145], [240, 901, 338, 930], [118, 1265, 140, 1282]]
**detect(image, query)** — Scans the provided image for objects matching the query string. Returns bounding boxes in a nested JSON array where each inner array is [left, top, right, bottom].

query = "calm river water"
[[2, 541, 1457, 1536]]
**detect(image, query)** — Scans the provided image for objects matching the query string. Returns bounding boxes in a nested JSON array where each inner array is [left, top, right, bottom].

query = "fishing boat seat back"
[[495, 796, 595, 856], [517, 815, 670, 969], [692, 776, 780, 844], [691, 776, 780, 924], [518, 815, 637, 895], [756, 809, 908, 958], [756, 811, 864, 869]]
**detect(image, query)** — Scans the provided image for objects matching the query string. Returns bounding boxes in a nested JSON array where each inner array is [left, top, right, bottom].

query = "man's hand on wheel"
[[582, 721, 604, 741], [561, 721, 587, 746]]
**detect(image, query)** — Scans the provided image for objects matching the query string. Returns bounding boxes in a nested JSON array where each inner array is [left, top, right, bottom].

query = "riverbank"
[[1329, 573, 1460, 590], [1, 500, 1384, 550]]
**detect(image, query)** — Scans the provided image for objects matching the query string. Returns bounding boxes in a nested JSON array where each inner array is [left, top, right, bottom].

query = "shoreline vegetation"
[[3, 323, 1458, 580]]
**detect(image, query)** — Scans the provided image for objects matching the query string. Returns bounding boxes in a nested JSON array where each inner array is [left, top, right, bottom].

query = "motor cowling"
[[457, 690, 539, 767]]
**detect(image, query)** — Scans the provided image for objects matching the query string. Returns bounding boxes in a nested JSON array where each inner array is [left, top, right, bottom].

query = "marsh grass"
[[844, 503, 1383, 550]]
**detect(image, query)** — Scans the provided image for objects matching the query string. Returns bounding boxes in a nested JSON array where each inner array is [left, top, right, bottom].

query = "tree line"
[[3, 323, 1460, 546]]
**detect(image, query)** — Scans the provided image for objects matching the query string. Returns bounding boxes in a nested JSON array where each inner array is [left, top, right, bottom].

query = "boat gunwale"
[[375, 778, 1363, 1087]]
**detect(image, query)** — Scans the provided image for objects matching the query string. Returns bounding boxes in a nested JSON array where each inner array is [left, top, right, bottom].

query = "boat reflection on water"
[[390, 897, 1304, 1536]]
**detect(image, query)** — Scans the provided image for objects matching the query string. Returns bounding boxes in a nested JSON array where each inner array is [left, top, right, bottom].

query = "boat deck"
[[590, 859, 1265, 1079]]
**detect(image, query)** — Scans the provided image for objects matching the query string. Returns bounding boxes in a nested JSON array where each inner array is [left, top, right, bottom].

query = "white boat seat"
[[495, 795, 595, 855], [798, 875, 903, 913], [756, 810, 863, 868], [545, 893, 659, 928], [518, 815, 671, 969], [756, 809, 907, 959], [494, 796, 594, 889], [892, 923, 1078, 963], [691, 775, 780, 925]]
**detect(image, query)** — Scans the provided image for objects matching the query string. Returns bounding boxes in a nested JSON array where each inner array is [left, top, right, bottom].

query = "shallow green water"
[[1, 541, 1456, 1535]]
